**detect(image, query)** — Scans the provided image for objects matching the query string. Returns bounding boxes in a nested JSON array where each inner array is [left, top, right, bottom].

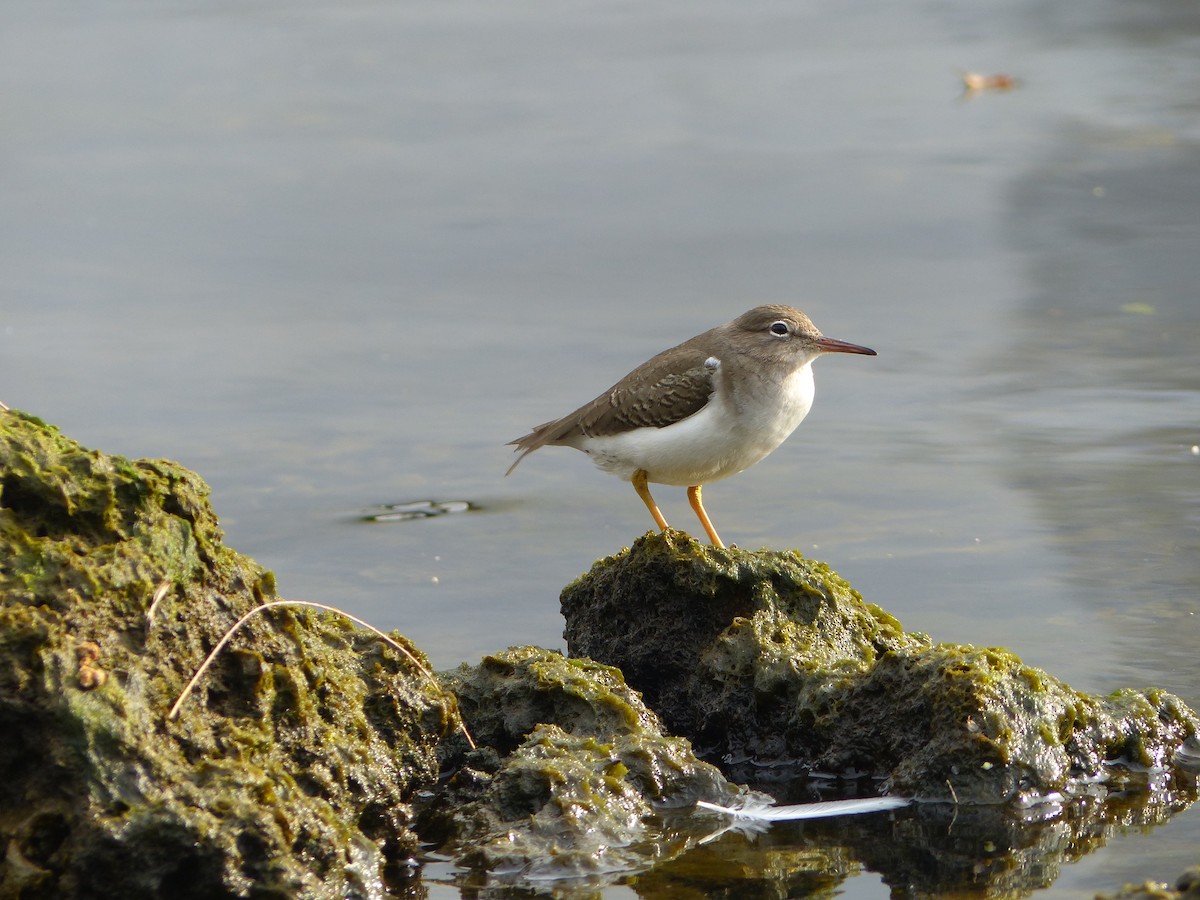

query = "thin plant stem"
[[167, 598, 475, 748]]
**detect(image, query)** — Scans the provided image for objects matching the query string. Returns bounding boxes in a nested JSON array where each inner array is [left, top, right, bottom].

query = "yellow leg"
[[632, 469, 670, 532], [687, 484, 725, 548]]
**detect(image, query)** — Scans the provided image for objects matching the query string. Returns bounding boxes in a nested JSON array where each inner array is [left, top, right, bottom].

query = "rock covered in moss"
[[0, 411, 456, 899], [1098, 867, 1200, 900], [561, 530, 1199, 803], [423, 646, 750, 878]]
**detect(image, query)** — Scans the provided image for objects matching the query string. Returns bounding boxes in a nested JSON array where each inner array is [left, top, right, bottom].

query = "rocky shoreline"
[[1, 409, 1197, 898]]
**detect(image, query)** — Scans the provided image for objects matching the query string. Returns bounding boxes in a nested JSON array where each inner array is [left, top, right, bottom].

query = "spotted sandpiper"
[[506, 305, 876, 548]]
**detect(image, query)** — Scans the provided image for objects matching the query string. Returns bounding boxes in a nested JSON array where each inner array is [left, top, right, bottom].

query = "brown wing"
[[506, 341, 718, 474]]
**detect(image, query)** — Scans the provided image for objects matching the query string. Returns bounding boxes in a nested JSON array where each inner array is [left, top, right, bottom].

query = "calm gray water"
[[3, 1, 1198, 896]]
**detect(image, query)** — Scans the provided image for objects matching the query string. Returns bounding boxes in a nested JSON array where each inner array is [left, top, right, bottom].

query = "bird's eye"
[[769, 321, 789, 337]]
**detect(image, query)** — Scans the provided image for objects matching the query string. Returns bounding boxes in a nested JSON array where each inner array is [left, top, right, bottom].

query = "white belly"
[[572, 364, 816, 486]]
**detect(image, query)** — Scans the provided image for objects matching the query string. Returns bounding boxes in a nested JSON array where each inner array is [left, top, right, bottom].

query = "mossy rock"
[[1098, 867, 1200, 900], [424, 646, 748, 878], [0, 410, 456, 900], [562, 530, 1199, 802]]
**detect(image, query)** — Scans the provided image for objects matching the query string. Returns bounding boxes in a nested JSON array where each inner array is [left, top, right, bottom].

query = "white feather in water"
[[697, 796, 909, 822]]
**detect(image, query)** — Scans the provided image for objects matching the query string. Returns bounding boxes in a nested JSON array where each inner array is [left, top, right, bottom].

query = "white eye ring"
[[769, 321, 789, 337]]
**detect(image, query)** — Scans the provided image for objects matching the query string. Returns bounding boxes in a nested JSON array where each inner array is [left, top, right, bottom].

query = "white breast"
[[574, 362, 816, 487]]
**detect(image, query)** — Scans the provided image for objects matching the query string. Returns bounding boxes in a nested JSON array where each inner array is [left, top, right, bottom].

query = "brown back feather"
[[506, 337, 718, 474]]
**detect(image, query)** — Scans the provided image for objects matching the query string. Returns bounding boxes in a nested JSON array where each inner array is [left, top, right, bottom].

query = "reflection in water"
[[434, 779, 1197, 898]]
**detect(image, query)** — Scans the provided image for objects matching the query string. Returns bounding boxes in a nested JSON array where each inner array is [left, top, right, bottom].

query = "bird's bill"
[[816, 336, 877, 356]]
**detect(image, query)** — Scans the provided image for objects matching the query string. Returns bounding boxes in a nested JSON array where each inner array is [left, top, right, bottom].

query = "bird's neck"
[[721, 357, 816, 421]]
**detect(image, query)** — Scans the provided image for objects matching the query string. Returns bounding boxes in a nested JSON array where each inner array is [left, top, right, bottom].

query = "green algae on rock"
[[0, 410, 457, 900], [424, 646, 752, 879], [561, 530, 1199, 803], [425, 646, 1195, 896], [1098, 867, 1200, 900]]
